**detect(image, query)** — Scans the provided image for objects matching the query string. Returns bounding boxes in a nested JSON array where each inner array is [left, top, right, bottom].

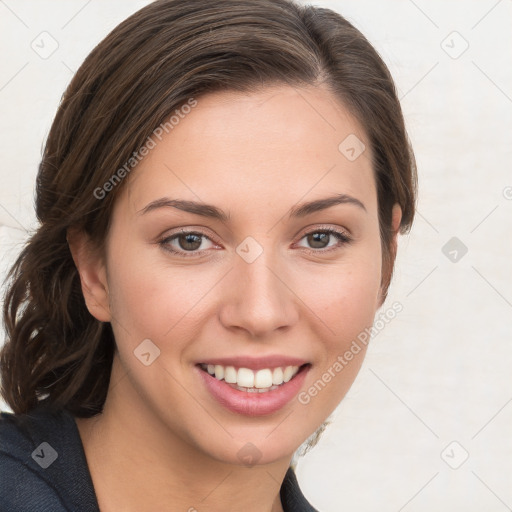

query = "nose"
[[218, 250, 299, 338]]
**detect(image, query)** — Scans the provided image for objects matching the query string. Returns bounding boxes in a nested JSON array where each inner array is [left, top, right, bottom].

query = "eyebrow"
[[288, 193, 366, 217], [138, 193, 366, 221]]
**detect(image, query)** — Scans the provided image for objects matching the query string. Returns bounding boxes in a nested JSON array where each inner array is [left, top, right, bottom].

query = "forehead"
[[122, 84, 376, 218]]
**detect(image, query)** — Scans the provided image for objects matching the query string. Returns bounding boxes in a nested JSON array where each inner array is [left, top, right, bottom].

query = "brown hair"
[[0, 0, 417, 417]]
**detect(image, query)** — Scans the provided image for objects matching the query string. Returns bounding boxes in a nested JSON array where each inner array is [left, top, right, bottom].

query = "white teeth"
[[202, 363, 301, 390], [214, 365, 224, 380], [283, 366, 295, 383], [272, 367, 284, 385], [237, 368, 254, 388], [224, 366, 237, 384], [255, 369, 273, 388]]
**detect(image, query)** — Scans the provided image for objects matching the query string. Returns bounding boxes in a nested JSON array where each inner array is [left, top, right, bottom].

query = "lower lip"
[[197, 365, 310, 416]]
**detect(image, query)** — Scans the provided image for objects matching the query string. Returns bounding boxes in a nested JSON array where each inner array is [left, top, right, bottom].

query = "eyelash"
[[158, 226, 352, 258]]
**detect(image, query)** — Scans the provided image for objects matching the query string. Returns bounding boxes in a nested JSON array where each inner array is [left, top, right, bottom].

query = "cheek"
[[294, 265, 379, 393], [291, 241, 382, 407], [109, 266, 182, 332], [106, 241, 220, 359], [294, 240, 382, 339]]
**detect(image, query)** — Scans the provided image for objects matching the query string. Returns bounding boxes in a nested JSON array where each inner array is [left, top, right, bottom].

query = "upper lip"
[[198, 355, 309, 371]]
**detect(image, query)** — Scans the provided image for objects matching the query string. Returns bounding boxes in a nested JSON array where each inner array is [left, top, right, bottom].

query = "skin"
[[70, 84, 402, 512]]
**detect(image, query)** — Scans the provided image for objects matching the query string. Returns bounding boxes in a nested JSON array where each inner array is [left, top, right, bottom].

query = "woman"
[[0, 0, 416, 510]]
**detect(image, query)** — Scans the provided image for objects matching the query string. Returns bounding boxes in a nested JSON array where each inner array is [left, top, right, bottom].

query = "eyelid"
[[159, 226, 221, 244], [157, 227, 223, 257], [295, 223, 352, 240]]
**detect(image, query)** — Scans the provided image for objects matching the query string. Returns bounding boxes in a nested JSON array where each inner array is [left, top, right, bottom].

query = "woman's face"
[[90, 84, 397, 465]]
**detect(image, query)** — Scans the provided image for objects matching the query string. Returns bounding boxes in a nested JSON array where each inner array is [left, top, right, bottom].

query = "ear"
[[377, 203, 402, 308], [67, 228, 111, 322]]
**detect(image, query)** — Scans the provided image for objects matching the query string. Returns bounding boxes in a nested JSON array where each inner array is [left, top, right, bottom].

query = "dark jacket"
[[0, 405, 318, 511]]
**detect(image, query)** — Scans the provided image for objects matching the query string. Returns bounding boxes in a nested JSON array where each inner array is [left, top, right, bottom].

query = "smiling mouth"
[[198, 363, 310, 393]]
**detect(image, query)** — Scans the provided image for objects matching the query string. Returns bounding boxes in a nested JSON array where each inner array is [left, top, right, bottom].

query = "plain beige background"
[[1, 1, 511, 510]]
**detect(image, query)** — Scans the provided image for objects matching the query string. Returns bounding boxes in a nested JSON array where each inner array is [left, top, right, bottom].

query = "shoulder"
[[0, 405, 64, 459], [0, 405, 99, 512], [281, 466, 320, 512]]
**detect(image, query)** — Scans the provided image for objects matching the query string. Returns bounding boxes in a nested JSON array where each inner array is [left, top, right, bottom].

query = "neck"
[[74, 356, 289, 512]]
